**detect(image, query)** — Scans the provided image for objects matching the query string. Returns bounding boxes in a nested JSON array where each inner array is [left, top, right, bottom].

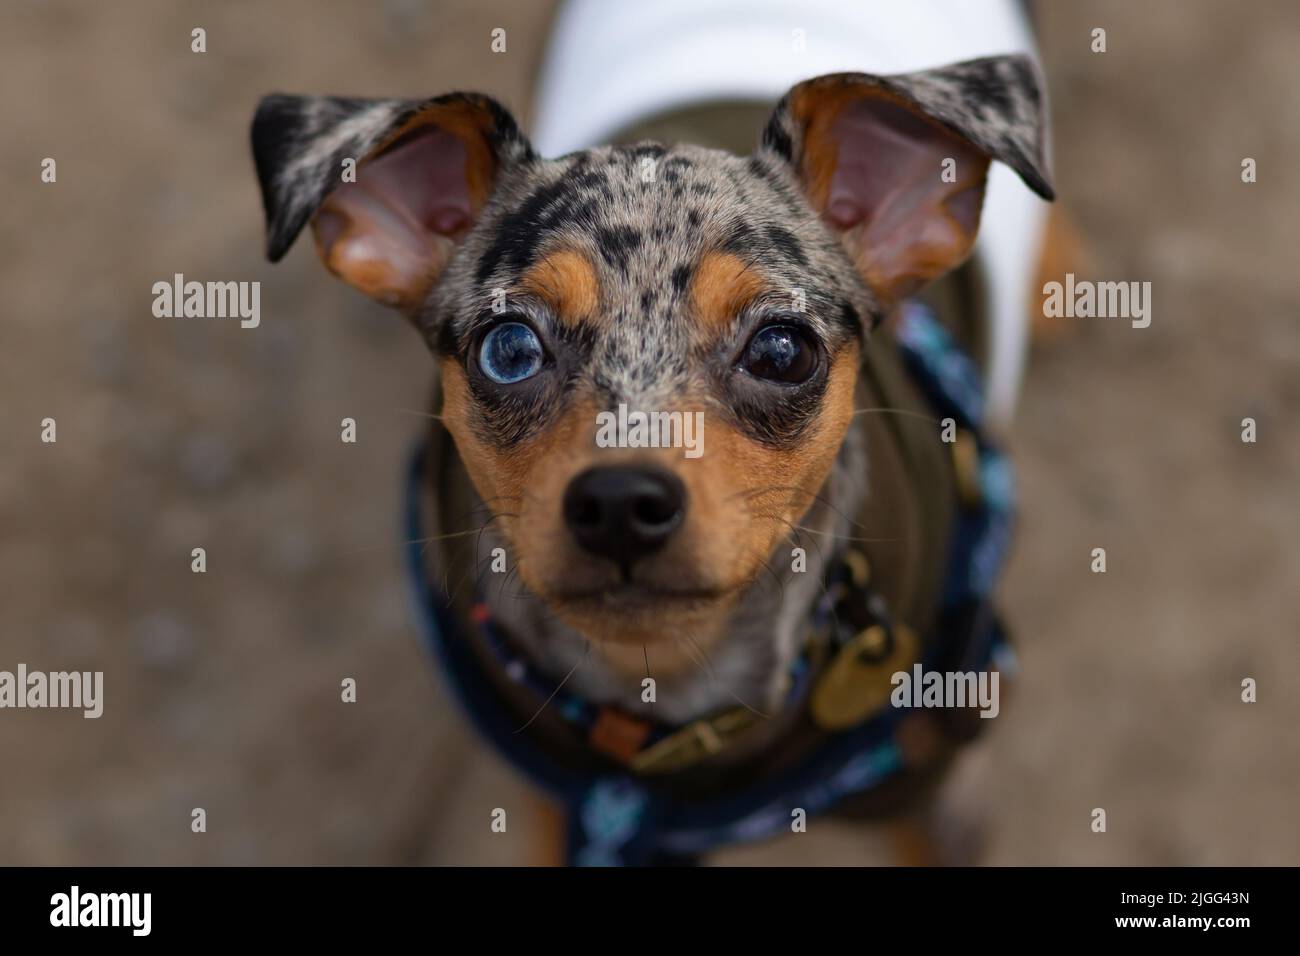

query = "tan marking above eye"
[[688, 251, 768, 338], [519, 249, 601, 327]]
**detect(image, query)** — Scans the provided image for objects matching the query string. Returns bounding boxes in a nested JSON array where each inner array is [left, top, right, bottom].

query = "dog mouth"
[[548, 583, 729, 613]]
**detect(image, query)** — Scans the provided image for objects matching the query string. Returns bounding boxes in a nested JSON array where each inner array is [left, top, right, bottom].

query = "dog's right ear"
[[251, 93, 535, 311], [759, 55, 1054, 311]]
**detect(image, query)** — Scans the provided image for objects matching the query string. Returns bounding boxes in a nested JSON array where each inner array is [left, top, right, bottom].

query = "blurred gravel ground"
[[1, 0, 1296, 865]]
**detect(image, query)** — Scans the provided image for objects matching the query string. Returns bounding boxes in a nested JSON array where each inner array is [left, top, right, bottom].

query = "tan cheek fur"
[[684, 247, 860, 587], [519, 249, 601, 329], [676, 342, 860, 588], [688, 251, 768, 341], [439, 358, 599, 592]]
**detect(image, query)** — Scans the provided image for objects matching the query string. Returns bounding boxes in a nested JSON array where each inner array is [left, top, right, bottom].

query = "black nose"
[[563, 466, 686, 568]]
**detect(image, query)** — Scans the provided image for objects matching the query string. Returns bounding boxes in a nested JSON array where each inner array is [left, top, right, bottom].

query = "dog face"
[[252, 56, 1052, 650], [433, 139, 872, 649]]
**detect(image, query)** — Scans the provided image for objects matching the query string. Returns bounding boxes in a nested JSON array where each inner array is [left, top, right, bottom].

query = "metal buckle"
[[629, 708, 759, 775], [810, 623, 920, 731]]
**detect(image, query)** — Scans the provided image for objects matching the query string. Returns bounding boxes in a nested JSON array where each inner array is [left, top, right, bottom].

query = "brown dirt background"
[[1, 0, 1296, 865]]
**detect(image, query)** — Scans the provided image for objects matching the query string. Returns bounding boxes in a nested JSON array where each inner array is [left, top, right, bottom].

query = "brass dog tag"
[[811, 624, 919, 731]]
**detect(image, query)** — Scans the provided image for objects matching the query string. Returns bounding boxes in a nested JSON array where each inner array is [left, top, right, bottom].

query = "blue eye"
[[478, 322, 545, 384], [742, 324, 817, 383]]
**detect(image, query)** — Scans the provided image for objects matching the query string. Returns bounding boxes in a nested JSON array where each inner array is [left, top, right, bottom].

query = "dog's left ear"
[[251, 92, 535, 311], [760, 55, 1055, 309]]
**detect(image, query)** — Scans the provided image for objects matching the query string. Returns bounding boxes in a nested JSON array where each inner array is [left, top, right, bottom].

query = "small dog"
[[252, 54, 1053, 865]]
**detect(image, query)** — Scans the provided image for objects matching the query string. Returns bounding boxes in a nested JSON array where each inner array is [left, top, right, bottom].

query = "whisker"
[[746, 510, 899, 545], [788, 522, 902, 544], [851, 406, 943, 426], [460, 495, 524, 518], [344, 521, 507, 556], [743, 508, 826, 565], [730, 483, 874, 533], [495, 563, 524, 603], [675, 632, 714, 681], [424, 510, 510, 558], [678, 631, 773, 720], [394, 407, 446, 422], [513, 643, 591, 733]]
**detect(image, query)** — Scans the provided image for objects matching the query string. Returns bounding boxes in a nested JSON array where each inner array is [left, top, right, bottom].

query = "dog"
[[251, 54, 1053, 865]]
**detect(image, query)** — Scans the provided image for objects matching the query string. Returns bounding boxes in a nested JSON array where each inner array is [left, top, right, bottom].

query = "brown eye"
[[741, 324, 817, 384]]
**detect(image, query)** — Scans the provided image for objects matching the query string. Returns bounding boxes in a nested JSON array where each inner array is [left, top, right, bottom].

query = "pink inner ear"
[[824, 97, 990, 299], [364, 129, 472, 237], [312, 128, 472, 306], [827, 105, 929, 227]]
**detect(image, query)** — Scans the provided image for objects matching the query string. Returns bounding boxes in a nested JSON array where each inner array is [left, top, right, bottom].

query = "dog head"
[[252, 55, 1052, 650]]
